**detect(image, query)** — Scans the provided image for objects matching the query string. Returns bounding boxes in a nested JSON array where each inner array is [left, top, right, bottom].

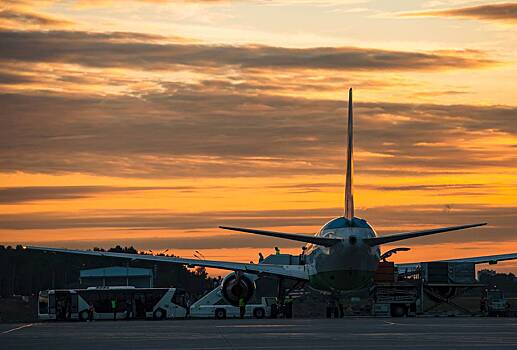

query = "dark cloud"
[[401, 3, 517, 23], [0, 30, 495, 71], [0, 183, 345, 204], [362, 184, 487, 192], [365, 204, 517, 245], [11, 234, 309, 251], [0, 71, 36, 84], [0, 185, 197, 204], [1, 205, 514, 247], [0, 87, 516, 178], [0, 208, 336, 231], [0, 8, 73, 28]]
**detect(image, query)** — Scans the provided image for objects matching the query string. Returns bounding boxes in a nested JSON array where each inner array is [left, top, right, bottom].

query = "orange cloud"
[[0, 30, 496, 72]]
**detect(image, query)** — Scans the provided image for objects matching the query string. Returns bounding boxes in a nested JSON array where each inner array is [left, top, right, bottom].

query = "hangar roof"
[[80, 266, 152, 278]]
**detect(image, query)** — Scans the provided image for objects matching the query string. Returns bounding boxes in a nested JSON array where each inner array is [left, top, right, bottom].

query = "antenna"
[[344, 88, 354, 220]]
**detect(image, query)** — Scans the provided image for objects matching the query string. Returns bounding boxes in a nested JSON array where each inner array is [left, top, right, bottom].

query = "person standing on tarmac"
[[239, 297, 246, 319], [275, 247, 281, 255], [125, 299, 132, 320], [87, 302, 95, 322], [111, 298, 117, 321], [258, 252, 264, 263]]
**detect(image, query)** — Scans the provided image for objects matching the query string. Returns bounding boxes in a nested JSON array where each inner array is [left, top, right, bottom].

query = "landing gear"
[[271, 278, 304, 319]]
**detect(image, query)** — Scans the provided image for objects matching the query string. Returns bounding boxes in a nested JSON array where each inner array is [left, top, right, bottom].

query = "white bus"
[[38, 286, 188, 321]]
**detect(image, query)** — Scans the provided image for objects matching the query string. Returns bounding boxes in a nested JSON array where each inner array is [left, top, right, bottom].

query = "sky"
[[0, 0, 516, 276]]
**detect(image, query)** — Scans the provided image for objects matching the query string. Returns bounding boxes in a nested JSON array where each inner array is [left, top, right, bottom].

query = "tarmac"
[[1, 318, 517, 350]]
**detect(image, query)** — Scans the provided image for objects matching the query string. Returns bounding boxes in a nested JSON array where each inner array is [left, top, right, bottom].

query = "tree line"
[[0, 245, 216, 298]]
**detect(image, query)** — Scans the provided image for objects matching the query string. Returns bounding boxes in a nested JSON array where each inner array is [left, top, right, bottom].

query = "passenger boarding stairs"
[[190, 285, 223, 309]]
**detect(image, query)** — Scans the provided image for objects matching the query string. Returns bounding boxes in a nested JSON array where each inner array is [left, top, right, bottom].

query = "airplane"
[[27, 88, 517, 307]]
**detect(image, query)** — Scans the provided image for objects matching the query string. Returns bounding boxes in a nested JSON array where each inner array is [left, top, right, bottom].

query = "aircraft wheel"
[[215, 308, 227, 320], [253, 307, 265, 319]]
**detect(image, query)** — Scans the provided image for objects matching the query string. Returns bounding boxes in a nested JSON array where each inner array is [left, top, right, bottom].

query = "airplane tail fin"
[[344, 88, 354, 220]]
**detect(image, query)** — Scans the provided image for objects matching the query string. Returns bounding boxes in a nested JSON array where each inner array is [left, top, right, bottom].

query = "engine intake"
[[221, 272, 256, 306]]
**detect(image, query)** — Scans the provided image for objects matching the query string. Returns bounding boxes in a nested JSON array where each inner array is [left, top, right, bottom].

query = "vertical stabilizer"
[[344, 88, 354, 220]]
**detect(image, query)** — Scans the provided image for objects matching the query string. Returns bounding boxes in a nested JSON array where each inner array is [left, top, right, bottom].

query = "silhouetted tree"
[[0, 245, 213, 297]]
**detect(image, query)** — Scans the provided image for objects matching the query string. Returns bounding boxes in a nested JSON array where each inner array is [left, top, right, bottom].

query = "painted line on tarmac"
[[216, 325, 298, 328], [1, 323, 33, 335], [383, 320, 399, 325]]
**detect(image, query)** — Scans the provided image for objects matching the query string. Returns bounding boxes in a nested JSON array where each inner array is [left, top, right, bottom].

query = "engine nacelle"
[[221, 272, 256, 306]]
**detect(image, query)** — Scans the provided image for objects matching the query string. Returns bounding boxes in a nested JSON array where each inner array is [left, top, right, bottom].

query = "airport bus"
[[38, 286, 188, 321]]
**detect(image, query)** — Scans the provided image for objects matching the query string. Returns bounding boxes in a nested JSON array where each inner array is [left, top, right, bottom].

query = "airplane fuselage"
[[303, 216, 380, 292]]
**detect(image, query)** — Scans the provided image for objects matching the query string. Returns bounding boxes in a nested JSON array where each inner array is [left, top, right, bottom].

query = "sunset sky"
[[1, 0, 516, 275]]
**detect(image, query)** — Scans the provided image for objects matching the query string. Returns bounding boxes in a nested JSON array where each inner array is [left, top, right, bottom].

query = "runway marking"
[[383, 321, 399, 325], [216, 324, 298, 328], [1, 323, 33, 335]]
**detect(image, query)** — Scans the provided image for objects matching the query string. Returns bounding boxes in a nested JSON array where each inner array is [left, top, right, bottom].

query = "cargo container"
[[421, 262, 475, 284]]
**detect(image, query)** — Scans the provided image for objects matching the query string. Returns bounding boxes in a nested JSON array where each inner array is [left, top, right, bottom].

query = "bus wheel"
[[215, 308, 226, 320], [253, 308, 265, 319], [153, 308, 166, 320], [79, 310, 89, 322]]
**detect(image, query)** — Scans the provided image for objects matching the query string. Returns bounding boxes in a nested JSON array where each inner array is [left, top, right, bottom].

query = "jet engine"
[[221, 272, 256, 306]]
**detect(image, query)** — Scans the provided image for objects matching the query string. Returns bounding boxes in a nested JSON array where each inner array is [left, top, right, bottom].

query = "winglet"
[[344, 88, 354, 220]]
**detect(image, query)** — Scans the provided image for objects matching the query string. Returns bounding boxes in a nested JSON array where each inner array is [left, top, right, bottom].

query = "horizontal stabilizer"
[[363, 222, 487, 246], [219, 226, 341, 247]]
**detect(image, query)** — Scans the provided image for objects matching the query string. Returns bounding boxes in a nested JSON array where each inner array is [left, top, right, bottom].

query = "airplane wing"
[[396, 253, 517, 274], [26, 246, 309, 280], [363, 223, 487, 246], [219, 226, 341, 247], [441, 253, 517, 265]]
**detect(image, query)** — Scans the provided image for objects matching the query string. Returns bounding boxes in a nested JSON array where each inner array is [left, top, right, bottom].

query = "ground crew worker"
[[258, 252, 264, 263], [125, 299, 132, 320], [111, 298, 117, 321], [299, 246, 307, 264], [239, 297, 246, 319], [87, 302, 95, 322], [275, 247, 280, 255]]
